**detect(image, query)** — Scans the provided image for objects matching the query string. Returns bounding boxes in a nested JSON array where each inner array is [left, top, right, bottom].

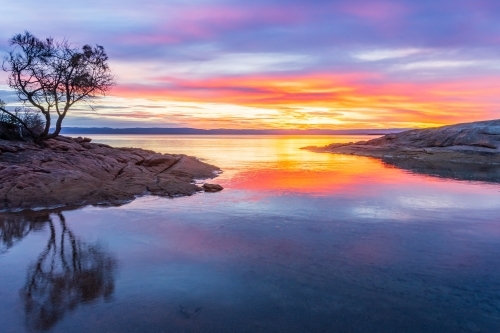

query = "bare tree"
[[2, 31, 115, 141]]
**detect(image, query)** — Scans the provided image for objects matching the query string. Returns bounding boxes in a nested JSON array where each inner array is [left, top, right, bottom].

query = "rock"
[[75, 136, 92, 143], [54, 136, 74, 143], [203, 183, 224, 192], [0, 136, 221, 212], [304, 119, 500, 166], [0, 143, 19, 152], [364, 119, 500, 150], [143, 154, 178, 167]]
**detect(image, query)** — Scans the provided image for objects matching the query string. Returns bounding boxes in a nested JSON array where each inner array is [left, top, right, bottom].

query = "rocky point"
[[304, 119, 500, 165], [0, 136, 222, 212]]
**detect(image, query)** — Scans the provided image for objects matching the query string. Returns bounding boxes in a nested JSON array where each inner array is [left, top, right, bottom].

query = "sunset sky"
[[1, 0, 500, 129]]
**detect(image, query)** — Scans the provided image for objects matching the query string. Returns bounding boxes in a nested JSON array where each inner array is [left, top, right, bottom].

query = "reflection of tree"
[[18, 212, 117, 331], [0, 213, 50, 254]]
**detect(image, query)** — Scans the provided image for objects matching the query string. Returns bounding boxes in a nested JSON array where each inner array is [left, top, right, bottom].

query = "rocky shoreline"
[[304, 119, 500, 182], [0, 136, 222, 212]]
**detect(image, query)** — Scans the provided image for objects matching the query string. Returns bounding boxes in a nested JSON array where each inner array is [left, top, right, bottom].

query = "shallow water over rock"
[[1, 135, 500, 333]]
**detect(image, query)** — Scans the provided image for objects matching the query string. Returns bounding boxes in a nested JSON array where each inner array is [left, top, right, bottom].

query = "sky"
[[1, 0, 500, 129]]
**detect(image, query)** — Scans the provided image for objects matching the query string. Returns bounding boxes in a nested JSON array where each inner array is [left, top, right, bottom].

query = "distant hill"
[[60, 127, 409, 135]]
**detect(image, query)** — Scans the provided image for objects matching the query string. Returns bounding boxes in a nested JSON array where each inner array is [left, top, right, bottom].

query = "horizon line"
[[58, 127, 410, 135]]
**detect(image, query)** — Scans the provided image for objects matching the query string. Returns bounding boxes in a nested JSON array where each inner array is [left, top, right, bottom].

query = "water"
[[1, 135, 500, 333]]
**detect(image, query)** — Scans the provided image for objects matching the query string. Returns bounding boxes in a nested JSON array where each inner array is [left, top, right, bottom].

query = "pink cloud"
[[339, 0, 412, 21], [109, 71, 500, 128]]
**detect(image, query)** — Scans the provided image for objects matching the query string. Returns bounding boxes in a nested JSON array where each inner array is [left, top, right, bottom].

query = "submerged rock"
[[0, 136, 221, 212]]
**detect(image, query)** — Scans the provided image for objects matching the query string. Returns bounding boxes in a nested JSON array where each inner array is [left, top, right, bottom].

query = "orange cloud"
[[109, 72, 500, 129]]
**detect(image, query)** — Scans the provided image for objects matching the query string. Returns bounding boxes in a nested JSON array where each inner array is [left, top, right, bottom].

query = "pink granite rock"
[[0, 136, 221, 212]]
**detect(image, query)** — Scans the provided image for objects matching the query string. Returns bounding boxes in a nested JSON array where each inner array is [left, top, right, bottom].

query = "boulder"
[[203, 183, 224, 192], [75, 136, 92, 143]]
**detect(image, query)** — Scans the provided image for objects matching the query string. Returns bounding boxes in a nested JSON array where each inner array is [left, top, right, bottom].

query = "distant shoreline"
[[59, 127, 408, 136]]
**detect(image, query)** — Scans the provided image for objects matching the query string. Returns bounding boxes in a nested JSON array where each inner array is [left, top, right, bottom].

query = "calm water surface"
[[1, 135, 500, 333]]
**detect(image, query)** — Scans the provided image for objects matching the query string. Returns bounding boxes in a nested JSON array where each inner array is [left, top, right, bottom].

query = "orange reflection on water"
[[225, 140, 408, 196], [91, 134, 500, 200]]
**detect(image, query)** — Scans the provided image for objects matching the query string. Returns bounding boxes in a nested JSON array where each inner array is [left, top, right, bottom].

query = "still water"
[[1, 135, 500, 332]]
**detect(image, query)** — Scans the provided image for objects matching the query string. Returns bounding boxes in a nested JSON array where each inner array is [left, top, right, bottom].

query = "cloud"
[[393, 60, 478, 71], [353, 48, 427, 61], [154, 52, 316, 77], [1, 0, 500, 129], [0, 89, 17, 102], [339, 0, 412, 22], [81, 71, 500, 128]]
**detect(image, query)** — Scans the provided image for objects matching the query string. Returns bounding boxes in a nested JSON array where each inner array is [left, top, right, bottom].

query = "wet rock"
[[203, 183, 224, 192], [0, 136, 221, 212]]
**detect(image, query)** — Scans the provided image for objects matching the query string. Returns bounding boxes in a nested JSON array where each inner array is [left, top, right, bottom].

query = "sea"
[[1, 135, 500, 333]]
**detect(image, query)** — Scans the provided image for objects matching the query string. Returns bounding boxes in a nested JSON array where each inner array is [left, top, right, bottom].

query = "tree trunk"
[[45, 114, 64, 139], [40, 113, 51, 141]]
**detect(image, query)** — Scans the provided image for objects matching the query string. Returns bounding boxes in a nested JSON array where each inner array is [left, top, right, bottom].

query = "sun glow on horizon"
[[56, 70, 500, 130]]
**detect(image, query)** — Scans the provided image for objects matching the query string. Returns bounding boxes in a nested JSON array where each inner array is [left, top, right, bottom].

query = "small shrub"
[[0, 107, 45, 140]]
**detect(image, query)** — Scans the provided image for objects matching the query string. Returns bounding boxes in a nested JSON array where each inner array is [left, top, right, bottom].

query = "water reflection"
[[0, 213, 49, 254], [1, 212, 117, 331], [382, 156, 500, 184], [1, 136, 499, 332]]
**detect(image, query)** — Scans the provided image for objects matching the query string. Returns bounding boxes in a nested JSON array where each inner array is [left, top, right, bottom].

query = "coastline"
[[303, 119, 500, 163], [303, 119, 500, 183], [0, 136, 222, 212]]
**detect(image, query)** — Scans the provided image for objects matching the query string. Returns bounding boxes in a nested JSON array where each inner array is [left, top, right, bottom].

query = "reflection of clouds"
[[397, 195, 456, 210], [398, 194, 500, 210], [345, 232, 400, 266], [351, 207, 412, 221], [229, 153, 406, 196]]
